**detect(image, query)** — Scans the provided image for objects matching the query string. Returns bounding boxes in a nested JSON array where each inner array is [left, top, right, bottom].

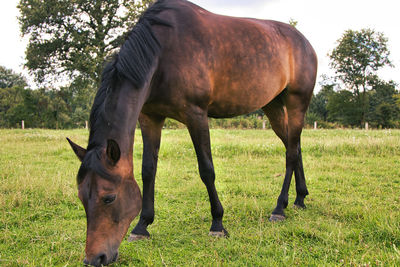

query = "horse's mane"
[[78, 0, 172, 184], [117, 1, 172, 89]]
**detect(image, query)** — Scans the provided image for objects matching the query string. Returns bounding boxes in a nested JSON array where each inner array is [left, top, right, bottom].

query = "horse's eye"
[[102, 195, 116, 205]]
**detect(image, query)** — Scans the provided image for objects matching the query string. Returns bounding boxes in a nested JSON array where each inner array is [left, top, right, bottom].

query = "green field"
[[0, 128, 399, 266]]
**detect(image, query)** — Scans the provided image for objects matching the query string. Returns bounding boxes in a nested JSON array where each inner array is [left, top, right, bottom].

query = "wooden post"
[[262, 120, 266, 130], [365, 122, 369, 131], [314, 121, 317, 130], [85, 121, 88, 129], [21, 120, 25, 130]]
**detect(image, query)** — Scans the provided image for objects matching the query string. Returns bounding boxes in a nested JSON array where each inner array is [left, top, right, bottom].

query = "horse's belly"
[[207, 91, 271, 118], [206, 46, 289, 117], [207, 74, 285, 118], [207, 104, 258, 118]]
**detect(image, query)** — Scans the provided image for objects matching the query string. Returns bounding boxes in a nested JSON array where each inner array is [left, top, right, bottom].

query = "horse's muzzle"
[[83, 251, 118, 266]]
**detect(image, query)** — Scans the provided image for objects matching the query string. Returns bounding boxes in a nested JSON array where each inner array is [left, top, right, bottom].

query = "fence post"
[[314, 121, 317, 130], [22, 120, 25, 130], [262, 120, 266, 130], [365, 122, 369, 131], [85, 121, 88, 129]]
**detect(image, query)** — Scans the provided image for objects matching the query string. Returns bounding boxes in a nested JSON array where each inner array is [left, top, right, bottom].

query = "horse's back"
[[148, 0, 317, 119]]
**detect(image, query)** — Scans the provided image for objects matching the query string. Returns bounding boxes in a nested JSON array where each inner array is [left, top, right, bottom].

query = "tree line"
[[307, 75, 399, 129], [0, 1, 399, 129], [307, 29, 399, 128], [0, 0, 153, 129], [0, 66, 90, 128]]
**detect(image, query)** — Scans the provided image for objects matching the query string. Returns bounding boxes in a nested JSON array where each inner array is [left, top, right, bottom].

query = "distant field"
[[0, 128, 399, 266]]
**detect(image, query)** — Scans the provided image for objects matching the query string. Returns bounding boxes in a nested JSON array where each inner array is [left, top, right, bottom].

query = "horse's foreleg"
[[129, 113, 165, 241], [186, 111, 228, 237]]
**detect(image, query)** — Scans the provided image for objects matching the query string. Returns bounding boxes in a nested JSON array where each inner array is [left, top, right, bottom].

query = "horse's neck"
[[105, 80, 148, 158]]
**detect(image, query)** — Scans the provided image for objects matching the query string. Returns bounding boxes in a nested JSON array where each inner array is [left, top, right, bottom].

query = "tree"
[[289, 18, 298, 28], [308, 76, 335, 121], [395, 94, 400, 110], [0, 66, 27, 127], [326, 90, 362, 126], [18, 0, 153, 87], [0, 66, 27, 88], [18, 0, 153, 128], [367, 77, 399, 128], [329, 29, 392, 125], [0, 66, 74, 129], [0, 86, 24, 127]]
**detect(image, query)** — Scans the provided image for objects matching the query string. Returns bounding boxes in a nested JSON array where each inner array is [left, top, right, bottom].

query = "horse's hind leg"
[[287, 91, 310, 211], [129, 113, 165, 241], [186, 110, 228, 237], [262, 91, 309, 221], [262, 92, 288, 148], [293, 143, 308, 209]]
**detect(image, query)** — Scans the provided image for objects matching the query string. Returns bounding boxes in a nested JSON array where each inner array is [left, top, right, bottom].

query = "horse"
[[67, 0, 317, 265]]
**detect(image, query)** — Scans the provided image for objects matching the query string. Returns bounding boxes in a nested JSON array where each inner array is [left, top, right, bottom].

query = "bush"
[[163, 118, 185, 129], [160, 116, 271, 130]]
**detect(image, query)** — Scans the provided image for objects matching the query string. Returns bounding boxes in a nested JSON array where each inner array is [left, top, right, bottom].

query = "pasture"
[[0, 128, 399, 266]]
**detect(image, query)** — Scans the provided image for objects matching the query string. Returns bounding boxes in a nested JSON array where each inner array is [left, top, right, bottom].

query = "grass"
[[0, 128, 399, 266]]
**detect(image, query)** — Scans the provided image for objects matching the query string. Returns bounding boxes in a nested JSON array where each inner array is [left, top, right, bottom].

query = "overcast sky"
[[0, 0, 399, 90]]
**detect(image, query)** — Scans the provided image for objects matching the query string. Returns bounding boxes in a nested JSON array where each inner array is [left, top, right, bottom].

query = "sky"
[[0, 0, 399, 90]]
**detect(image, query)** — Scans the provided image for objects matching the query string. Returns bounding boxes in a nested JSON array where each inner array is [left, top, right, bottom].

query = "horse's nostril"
[[84, 251, 118, 266], [93, 253, 107, 266], [84, 253, 107, 267], [99, 253, 107, 265]]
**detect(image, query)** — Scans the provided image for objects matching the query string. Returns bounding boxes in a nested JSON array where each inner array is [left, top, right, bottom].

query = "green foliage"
[[162, 116, 270, 130], [329, 28, 392, 124], [308, 77, 335, 121], [0, 66, 27, 128], [367, 78, 400, 128], [0, 66, 27, 89], [18, 0, 153, 86], [0, 86, 24, 127], [0, 66, 87, 129], [0, 87, 73, 129], [330, 29, 392, 93], [327, 90, 362, 126], [305, 28, 399, 128], [288, 18, 298, 28], [307, 78, 400, 128], [1, 129, 400, 265], [15, 1, 153, 128], [208, 116, 269, 129]]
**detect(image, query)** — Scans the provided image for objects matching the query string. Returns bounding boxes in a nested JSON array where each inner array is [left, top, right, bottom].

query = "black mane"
[[79, 0, 172, 184], [116, 1, 172, 89]]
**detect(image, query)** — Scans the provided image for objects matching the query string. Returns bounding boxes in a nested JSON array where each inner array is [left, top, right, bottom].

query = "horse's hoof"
[[127, 233, 150, 242], [269, 214, 286, 222], [209, 228, 229, 238], [293, 203, 306, 209]]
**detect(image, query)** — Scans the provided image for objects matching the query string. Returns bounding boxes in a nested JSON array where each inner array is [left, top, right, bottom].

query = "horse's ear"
[[66, 138, 87, 162], [106, 139, 120, 166]]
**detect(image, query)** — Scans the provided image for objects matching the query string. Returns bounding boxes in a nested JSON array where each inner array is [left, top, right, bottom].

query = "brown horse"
[[67, 0, 317, 265]]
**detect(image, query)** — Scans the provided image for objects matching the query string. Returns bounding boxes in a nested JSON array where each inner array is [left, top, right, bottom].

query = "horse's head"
[[67, 138, 142, 266]]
